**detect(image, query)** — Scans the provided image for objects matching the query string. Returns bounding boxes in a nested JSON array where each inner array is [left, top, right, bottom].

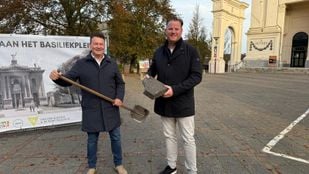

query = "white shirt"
[[91, 53, 104, 65]]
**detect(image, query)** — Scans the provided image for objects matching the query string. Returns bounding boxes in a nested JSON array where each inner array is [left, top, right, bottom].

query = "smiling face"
[[165, 19, 183, 45], [90, 36, 105, 58]]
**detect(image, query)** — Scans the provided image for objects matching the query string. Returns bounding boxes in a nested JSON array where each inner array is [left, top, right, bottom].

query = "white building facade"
[[245, 0, 309, 68], [0, 58, 47, 109]]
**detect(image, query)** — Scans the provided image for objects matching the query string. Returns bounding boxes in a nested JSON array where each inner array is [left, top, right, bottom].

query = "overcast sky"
[[170, 0, 252, 53]]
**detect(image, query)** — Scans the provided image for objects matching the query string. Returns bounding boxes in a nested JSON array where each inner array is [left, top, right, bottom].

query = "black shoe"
[[159, 165, 177, 174]]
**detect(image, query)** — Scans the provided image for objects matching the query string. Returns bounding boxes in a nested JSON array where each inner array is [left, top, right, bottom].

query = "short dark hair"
[[166, 16, 183, 27], [90, 32, 105, 43]]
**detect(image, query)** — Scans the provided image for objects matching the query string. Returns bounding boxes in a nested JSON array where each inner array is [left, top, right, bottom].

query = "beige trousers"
[[161, 116, 197, 174]]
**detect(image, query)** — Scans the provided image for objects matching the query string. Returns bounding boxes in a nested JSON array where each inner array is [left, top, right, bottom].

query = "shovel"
[[59, 75, 149, 123]]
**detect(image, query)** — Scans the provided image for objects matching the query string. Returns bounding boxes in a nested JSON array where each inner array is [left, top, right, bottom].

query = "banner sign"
[[0, 34, 90, 133], [0, 108, 81, 132]]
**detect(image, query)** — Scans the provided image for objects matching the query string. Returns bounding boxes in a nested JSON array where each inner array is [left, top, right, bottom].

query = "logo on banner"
[[0, 121, 10, 129], [28, 116, 38, 126], [13, 119, 23, 128]]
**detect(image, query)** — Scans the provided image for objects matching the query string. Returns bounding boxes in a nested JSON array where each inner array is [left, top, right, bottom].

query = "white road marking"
[[262, 108, 309, 164]]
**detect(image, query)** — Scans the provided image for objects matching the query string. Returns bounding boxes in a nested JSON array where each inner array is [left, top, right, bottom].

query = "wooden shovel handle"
[[59, 75, 133, 112]]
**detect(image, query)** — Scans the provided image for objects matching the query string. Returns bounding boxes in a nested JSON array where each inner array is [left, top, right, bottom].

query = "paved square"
[[0, 72, 308, 174]]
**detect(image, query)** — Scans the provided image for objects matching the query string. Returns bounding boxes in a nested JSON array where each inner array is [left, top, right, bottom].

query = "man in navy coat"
[[49, 32, 127, 174], [147, 17, 202, 174]]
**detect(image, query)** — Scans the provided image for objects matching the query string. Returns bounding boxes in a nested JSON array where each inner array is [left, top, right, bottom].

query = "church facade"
[[245, 0, 309, 68], [0, 57, 47, 109]]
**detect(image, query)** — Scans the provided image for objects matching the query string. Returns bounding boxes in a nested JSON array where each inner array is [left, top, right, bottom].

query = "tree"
[[0, 0, 176, 73], [186, 5, 211, 65], [107, 0, 175, 72], [53, 51, 85, 104], [0, 0, 107, 35]]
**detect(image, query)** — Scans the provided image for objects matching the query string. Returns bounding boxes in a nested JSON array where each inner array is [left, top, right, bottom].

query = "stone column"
[[6, 76, 11, 99], [23, 75, 29, 97], [277, 3, 286, 67], [27, 77, 32, 98]]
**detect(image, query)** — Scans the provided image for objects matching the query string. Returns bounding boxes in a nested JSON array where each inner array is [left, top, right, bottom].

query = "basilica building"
[[0, 56, 47, 109], [245, 0, 309, 68], [209, 0, 308, 73]]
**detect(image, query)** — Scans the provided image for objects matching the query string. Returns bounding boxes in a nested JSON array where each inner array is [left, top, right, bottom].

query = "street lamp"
[[213, 37, 219, 74], [102, 29, 109, 55], [101, 23, 110, 55]]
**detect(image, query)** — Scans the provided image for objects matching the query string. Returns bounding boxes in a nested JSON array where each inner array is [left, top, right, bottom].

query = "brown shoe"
[[115, 165, 128, 174], [87, 168, 97, 174]]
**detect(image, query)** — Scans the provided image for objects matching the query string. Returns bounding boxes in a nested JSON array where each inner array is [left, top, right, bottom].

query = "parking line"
[[262, 108, 309, 164]]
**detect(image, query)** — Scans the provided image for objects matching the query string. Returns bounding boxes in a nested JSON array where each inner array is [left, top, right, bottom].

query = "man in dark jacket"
[[49, 32, 127, 174], [147, 17, 202, 174]]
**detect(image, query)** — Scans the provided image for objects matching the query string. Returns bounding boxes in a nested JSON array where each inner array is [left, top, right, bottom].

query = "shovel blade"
[[130, 105, 149, 123]]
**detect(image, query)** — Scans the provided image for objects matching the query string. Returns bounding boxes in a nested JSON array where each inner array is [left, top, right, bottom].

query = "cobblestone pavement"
[[0, 72, 308, 174]]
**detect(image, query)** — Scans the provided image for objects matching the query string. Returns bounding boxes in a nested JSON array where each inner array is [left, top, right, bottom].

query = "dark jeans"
[[87, 127, 122, 168]]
